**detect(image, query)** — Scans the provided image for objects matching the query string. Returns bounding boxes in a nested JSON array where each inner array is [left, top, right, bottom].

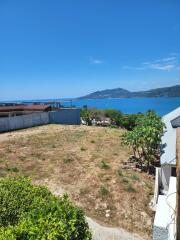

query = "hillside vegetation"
[[79, 85, 180, 99], [0, 125, 153, 238]]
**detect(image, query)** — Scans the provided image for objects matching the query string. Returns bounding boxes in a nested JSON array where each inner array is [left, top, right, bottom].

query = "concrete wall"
[[153, 177, 176, 240], [49, 109, 81, 125], [0, 109, 80, 133], [161, 165, 172, 191], [0, 112, 49, 133], [152, 167, 161, 209]]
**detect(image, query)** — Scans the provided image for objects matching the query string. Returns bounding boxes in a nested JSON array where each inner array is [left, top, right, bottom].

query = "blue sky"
[[0, 0, 180, 100]]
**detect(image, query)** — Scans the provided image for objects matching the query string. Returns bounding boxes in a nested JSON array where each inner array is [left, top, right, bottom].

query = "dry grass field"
[[0, 124, 154, 239]]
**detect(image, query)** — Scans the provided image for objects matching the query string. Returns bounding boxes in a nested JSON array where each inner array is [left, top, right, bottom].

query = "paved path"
[[34, 179, 148, 240], [86, 217, 146, 240]]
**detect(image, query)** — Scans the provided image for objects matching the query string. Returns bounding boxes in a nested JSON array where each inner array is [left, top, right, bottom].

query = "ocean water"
[[63, 97, 180, 116], [1, 97, 180, 116]]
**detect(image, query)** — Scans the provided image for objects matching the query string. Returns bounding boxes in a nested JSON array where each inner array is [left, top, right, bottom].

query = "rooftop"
[[160, 107, 180, 165]]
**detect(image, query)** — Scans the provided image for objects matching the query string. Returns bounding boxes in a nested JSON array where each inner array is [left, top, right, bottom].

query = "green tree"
[[122, 111, 165, 172], [104, 109, 123, 125]]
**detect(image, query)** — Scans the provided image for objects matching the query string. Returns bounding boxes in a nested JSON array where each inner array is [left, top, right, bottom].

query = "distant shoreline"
[[1, 95, 180, 103], [78, 85, 180, 100]]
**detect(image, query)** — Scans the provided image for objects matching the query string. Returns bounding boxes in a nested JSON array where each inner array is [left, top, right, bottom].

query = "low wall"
[[152, 167, 161, 210], [0, 109, 80, 133], [49, 109, 81, 125], [0, 112, 49, 132]]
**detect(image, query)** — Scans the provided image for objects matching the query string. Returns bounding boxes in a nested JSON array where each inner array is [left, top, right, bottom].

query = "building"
[[153, 107, 180, 240], [0, 104, 81, 132], [93, 117, 111, 126], [0, 105, 52, 118]]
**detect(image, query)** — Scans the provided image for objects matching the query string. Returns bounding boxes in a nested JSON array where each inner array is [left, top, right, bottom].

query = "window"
[[171, 167, 176, 177]]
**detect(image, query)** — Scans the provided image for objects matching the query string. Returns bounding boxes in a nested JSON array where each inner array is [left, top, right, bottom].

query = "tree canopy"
[[122, 111, 165, 172]]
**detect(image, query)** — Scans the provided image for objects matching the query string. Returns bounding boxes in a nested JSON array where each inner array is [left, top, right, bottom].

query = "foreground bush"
[[0, 177, 92, 240]]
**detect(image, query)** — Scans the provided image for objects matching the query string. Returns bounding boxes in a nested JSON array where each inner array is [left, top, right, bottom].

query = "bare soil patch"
[[0, 124, 154, 239]]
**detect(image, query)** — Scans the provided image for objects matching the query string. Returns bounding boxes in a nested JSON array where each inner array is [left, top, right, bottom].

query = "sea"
[[1, 97, 180, 116], [62, 97, 180, 116]]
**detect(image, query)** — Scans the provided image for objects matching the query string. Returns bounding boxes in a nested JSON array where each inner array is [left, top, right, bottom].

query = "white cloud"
[[92, 59, 103, 64], [122, 65, 145, 70], [123, 54, 180, 72], [89, 57, 104, 64], [149, 63, 175, 71], [161, 56, 177, 62]]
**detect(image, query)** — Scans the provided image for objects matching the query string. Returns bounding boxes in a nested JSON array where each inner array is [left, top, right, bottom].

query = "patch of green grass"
[[0, 170, 6, 178], [63, 157, 73, 163], [124, 183, 136, 192], [6, 167, 19, 173], [99, 185, 109, 196], [118, 169, 123, 177], [100, 160, 110, 169], [145, 182, 153, 190], [121, 177, 129, 184], [131, 174, 140, 181]]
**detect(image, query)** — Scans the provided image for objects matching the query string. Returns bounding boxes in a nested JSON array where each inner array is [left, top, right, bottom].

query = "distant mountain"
[[78, 85, 180, 99]]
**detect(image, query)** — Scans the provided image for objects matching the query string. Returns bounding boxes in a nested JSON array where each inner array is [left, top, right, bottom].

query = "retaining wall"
[[0, 109, 80, 133]]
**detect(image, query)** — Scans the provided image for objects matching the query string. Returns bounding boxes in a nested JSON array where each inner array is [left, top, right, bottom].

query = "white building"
[[153, 107, 180, 240]]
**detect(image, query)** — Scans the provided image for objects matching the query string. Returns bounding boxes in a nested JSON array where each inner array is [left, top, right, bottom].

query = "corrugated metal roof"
[[160, 107, 180, 165], [0, 105, 51, 112]]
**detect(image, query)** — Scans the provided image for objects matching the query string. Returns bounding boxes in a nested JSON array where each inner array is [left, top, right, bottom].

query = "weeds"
[[131, 174, 140, 181], [80, 147, 86, 151], [118, 169, 123, 177], [118, 169, 137, 193], [6, 167, 19, 173], [99, 185, 109, 196], [121, 177, 129, 184], [100, 160, 110, 169], [63, 157, 73, 163], [124, 183, 136, 192]]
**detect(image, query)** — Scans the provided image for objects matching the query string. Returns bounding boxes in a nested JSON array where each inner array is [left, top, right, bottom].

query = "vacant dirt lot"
[[0, 124, 154, 239]]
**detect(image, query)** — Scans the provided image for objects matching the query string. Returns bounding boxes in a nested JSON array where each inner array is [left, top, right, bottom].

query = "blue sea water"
[[1, 97, 180, 116], [63, 97, 180, 116]]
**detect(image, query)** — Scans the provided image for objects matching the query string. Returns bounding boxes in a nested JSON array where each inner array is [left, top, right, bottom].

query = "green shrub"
[[99, 185, 109, 196], [99, 160, 110, 169], [121, 177, 129, 184], [0, 177, 92, 240]]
